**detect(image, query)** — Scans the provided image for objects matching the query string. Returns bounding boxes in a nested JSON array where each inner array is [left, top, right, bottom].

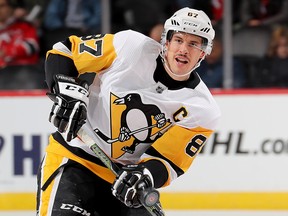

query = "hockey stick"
[[94, 124, 158, 144], [95, 119, 171, 144], [78, 122, 165, 216]]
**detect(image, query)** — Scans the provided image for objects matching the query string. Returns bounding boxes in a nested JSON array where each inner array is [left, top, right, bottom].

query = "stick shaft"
[[78, 122, 165, 216]]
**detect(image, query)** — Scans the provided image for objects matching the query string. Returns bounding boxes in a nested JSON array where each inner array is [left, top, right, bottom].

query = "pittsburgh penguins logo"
[[94, 93, 172, 158]]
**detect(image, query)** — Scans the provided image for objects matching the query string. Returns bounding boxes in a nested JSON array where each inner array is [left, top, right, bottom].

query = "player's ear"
[[200, 51, 206, 59]]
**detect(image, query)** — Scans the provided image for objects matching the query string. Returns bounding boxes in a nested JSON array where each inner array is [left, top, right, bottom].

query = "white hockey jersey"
[[46, 30, 221, 186]]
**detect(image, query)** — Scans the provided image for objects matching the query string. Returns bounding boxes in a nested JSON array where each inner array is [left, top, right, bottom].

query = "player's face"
[[165, 32, 205, 80]]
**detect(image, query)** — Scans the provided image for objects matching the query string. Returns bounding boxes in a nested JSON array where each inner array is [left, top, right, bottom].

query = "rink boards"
[[0, 89, 288, 210]]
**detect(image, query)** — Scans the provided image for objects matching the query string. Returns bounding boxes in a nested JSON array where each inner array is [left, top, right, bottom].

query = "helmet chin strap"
[[160, 46, 206, 79]]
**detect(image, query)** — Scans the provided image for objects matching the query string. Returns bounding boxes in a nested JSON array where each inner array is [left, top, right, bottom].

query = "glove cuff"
[[142, 167, 154, 188]]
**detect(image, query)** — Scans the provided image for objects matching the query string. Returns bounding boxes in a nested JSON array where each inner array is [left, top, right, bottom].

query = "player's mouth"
[[175, 57, 188, 64]]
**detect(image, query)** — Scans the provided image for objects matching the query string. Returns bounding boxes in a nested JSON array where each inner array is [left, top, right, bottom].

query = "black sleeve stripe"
[[145, 146, 185, 178], [61, 38, 72, 51], [143, 159, 168, 188], [45, 54, 78, 90]]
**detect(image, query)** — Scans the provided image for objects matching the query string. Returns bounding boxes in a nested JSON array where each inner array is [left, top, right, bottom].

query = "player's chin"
[[175, 65, 191, 74]]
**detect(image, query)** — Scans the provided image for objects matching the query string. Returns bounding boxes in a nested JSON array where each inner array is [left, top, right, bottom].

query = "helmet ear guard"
[[203, 38, 213, 55], [161, 7, 215, 55]]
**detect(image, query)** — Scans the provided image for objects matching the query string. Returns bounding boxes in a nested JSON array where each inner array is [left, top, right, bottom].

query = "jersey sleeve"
[[47, 34, 117, 75], [141, 124, 214, 188]]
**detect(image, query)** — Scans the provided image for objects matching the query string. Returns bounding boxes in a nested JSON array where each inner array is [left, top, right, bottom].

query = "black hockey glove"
[[112, 164, 154, 208], [47, 74, 89, 142]]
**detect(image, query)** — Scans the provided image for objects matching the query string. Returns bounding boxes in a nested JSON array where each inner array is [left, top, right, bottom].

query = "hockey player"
[[37, 7, 221, 216]]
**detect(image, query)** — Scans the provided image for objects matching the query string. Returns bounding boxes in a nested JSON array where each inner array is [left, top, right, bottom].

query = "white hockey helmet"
[[161, 7, 215, 55]]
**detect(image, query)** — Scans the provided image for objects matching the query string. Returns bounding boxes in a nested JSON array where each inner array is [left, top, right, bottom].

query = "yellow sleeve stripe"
[[69, 34, 117, 75], [45, 34, 117, 76], [140, 126, 214, 187], [153, 125, 213, 172]]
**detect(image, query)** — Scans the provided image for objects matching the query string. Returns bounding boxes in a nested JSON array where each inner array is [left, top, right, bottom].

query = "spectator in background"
[[238, 0, 288, 29], [0, 0, 39, 68], [258, 26, 288, 87], [176, 0, 242, 29], [193, 0, 224, 26], [111, 0, 177, 36], [197, 33, 245, 88], [13, 0, 27, 19], [43, 0, 101, 34], [6, 0, 43, 29], [0, 0, 44, 89], [175, 0, 223, 25], [41, 0, 101, 55]]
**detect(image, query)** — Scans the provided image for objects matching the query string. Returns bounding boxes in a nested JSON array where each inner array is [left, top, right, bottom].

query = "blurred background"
[[1, 0, 288, 90], [0, 0, 288, 215]]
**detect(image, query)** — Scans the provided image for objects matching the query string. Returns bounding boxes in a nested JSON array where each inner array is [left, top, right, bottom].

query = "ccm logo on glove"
[[59, 82, 89, 100], [47, 74, 90, 141]]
